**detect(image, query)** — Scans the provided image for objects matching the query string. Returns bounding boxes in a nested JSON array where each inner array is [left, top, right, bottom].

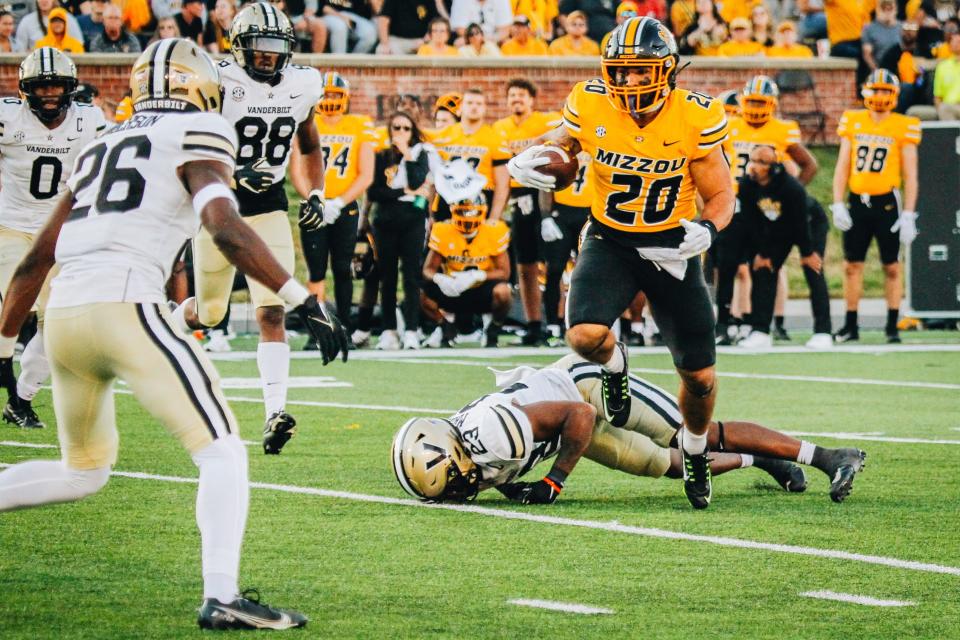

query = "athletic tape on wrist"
[[277, 279, 310, 307], [193, 183, 238, 214]]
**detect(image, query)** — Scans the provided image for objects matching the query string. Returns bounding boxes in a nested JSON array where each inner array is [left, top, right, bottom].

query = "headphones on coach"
[[769, 161, 784, 178]]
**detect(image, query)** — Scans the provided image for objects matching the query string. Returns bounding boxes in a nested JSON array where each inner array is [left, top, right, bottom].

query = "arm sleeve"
[[367, 151, 405, 203]]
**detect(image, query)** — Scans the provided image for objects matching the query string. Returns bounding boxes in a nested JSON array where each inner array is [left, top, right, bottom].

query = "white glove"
[[324, 197, 345, 226], [452, 269, 486, 293], [890, 209, 918, 245], [507, 144, 556, 191], [831, 202, 853, 232], [433, 273, 461, 298], [677, 218, 715, 259], [541, 216, 564, 242]]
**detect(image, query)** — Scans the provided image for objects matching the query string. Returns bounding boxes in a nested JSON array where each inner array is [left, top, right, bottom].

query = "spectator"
[[934, 27, 960, 119], [669, 0, 696, 37], [150, 0, 183, 21], [821, 0, 865, 59], [600, 1, 638, 50], [376, 0, 440, 54], [34, 7, 85, 52], [765, 20, 813, 57], [174, 0, 204, 45], [77, 0, 107, 47], [88, 4, 141, 52], [0, 11, 21, 52], [500, 13, 548, 54], [931, 18, 959, 59], [203, 0, 234, 53], [148, 15, 180, 43], [16, 0, 85, 51], [121, 0, 154, 36], [450, 0, 512, 44], [910, 0, 942, 58], [548, 9, 599, 55], [512, 0, 557, 39], [281, 0, 329, 54], [863, 0, 901, 72], [717, 16, 764, 55], [717, 0, 761, 23], [879, 22, 927, 112], [750, 3, 773, 46], [417, 16, 459, 55], [634, 0, 665, 21], [796, 0, 826, 41], [458, 20, 502, 55], [679, 0, 728, 55], [321, 0, 377, 53], [559, 0, 615, 43]]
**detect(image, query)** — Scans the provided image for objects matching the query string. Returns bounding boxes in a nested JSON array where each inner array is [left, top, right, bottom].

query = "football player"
[[493, 79, 562, 347], [434, 92, 462, 130], [0, 48, 106, 430], [832, 70, 920, 344], [174, 2, 329, 455], [0, 39, 346, 629], [289, 72, 376, 350], [508, 17, 735, 509], [392, 354, 866, 505]]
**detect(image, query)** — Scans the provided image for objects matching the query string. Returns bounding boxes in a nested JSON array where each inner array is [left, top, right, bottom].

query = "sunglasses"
[[391, 124, 412, 131]]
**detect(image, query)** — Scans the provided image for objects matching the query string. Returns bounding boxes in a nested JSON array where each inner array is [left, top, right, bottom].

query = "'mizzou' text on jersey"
[[594, 148, 687, 174]]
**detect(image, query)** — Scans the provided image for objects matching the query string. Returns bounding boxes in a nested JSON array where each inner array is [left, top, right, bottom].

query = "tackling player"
[[0, 48, 106, 430], [0, 39, 347, 630], [174, 2, 329, 455], [392, 355, 866, 505], [831, 70, 920, 344], [509, 17, 735, 509]]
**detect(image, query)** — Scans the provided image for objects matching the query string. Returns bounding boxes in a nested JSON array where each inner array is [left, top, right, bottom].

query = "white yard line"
[[507, 599, 614, 615], [2, 463, 957, 578], [800, 590, 916, 607], [0, 440, 56, 449], [784, 431, 960, 445]]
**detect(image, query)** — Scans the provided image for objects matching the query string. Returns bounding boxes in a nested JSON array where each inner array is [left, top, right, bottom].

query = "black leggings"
[[301, 203, 359, 324], [374, 202, 426, 331]]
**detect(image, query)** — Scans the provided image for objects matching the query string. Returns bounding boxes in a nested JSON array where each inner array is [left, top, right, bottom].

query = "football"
[[534, 145, 579, 191]]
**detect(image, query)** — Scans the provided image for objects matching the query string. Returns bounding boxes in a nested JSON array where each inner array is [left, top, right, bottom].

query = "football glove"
[[506, 145, 556, 191], [890, 209, 918, 245], [830, 202, 853, 232], [499, 476, 563, 505], [433, 273, 461, 298], [324, 197, 345, 226], [451, 269, 486, 293], [234, 158, 273, 194], [677, 219, 717, 259], [298, 191, 325, 231], [541, 217, 564, 242], [293, 296, 349, 365]]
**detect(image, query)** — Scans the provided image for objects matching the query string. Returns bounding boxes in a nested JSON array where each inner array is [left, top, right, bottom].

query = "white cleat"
[[351, 329, 371, 348], [402, 330, 421, 350], [377, 330, 401, 350], [204, 329, 232, 353], [422, 327, 443, 349], [737, 330, 773, 349], [805, 333, 834, 350]]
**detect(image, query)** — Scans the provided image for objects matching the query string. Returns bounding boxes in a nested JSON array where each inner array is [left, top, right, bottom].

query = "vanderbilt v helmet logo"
[[422, 443, 447, 470]]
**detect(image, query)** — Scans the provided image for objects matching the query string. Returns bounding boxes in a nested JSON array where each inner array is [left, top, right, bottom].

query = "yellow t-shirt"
[[716, 40, 765, 56], [315, 113, 377, 199], [500, 37, 549, 56], [723, 116, 801, 190], [825, 0, 866, 45], [512, 0, 558, 36], [837, 109, 921, 195], [493, 110, 563, 188], [416, 43, 460, 56], [765, 43, 814, 58], [428, 220, 511, 275], [670, 0, 697, 39], [554, 151, 593, 208], [717, 0, 761, 23], [432, 123, 512, 186], [562, 80, 728, 234], [548, 34, 601, 56]]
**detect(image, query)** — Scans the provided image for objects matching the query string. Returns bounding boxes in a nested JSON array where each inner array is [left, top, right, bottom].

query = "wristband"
[[698, 220, 718, 242], [277, 279, 310, 307], [192, 182, 237, 215], [546, 468, 568, 488], [308, 188, 325, 200], [0, 334, 15, 359]]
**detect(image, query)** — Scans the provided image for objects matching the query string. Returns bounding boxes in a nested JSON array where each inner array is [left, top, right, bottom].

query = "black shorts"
[[714, 211, 751, 266], [567, 224, 716, 371], [543, 203, 590, 269], [422, 278, 505, 315], [843, 191, 901, 264], [509, 187, 543, 264], [301, 201, 360, 283]]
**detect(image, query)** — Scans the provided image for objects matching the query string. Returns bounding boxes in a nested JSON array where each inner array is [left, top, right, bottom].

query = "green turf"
[[1, 344, 958, 638]]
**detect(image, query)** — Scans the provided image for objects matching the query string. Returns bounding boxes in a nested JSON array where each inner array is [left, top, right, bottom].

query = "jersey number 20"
[[605, 173, 683, 226]]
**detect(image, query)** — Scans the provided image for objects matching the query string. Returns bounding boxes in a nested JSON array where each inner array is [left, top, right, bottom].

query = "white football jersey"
[[449, 368, 581, 489], [0, 98, 106, 233], [218, 59, 322, 216], [49, 110, 238, 309]]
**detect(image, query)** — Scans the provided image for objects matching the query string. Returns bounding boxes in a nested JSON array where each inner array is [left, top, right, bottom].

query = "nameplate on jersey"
[[595, 148, 686, 174]]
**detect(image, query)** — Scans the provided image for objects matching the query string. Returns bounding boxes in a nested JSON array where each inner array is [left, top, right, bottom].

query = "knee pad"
[[193, 434, 249, 472], [198, 300, 228, 329], [67, 466, 111, 498]]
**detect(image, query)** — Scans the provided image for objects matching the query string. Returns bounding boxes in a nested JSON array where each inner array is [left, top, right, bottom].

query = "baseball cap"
[[730, 17, 751, 30], [617, 1, 639, 18], [513, 14, 531, 26], [776, 20, 796, 32]]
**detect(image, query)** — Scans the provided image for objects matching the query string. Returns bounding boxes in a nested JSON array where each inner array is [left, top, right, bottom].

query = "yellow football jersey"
[[723, 116, 801, 187], [837, 110, 921, 195], [554, 151, 593, 208], [428, 220, 511, 275], [432, 123, 512, 185], [494, 110, 562, 188], [315, 113, 377, 198], [562, 81, 728, 234]]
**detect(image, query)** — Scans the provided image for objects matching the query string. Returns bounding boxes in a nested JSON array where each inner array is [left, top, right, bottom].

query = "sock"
[[357, 306, 374, 332], [17, 331, 49, 402], [886, 308, 899, 333], [631, 321, 644, 334], [257, 342, 290, 418], [527, 320, 542, 333], [0, 461, 109, 511], [844, 310, 858, 330], [193, 435, 248, 605], [603, 346, 625, 374], [681, 428, 708, 455], [618, 317, 631, 337], [739, 453, 754, 468], [810, 445, 831, 472], [171, 298, 193, 334], [774, 316, 785, 329], [797, 441, 816, 465]]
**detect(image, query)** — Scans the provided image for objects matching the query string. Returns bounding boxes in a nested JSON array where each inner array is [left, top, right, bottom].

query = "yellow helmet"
[[19, 47, 78, 123], [601, 17, 679, 115], [391, 418, 479, 502], [451, 193, 488, 235], [130, 38, 222, 113], [717, 89, 741, 118], [230, 2, 296, 82], [862, 69, 900, 113], [741, 75, 779, 125], [317, 72, 349, 116], [434, 92, 462, 119]]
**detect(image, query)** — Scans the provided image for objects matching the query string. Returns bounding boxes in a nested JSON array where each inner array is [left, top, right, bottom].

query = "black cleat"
[[519, 326, 547, 347], [198, 589, 307, 630], [681, 445, 713, 509], [773, 325, 791, 341], [886, 331, 902, 344], [600, 341, 630, 425], [754, 457, 807, 492], [833, 325, 859, 343], [822, 448, 866, 503], [483, 323, 501, 348], [263, 411, 297, 455], [3, 400, 44, 429]]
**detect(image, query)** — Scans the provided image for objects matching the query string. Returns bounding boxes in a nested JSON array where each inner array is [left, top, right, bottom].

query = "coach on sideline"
[[736, 146, 833, 350]]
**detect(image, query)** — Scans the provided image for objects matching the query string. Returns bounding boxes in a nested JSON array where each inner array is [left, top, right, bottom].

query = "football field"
[[1, 336, 959, 639]]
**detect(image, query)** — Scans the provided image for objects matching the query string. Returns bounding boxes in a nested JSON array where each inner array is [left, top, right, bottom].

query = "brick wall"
[[0, 53, 856, 144]]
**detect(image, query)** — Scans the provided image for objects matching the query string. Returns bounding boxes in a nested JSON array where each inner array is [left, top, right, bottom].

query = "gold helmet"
[[451, 193, 488, 235], [717, 89, 741, 118], [601, 16, 679, 115], [741, 75, 779, 125], [391, 418, 479, 503], [19, 47, 78, 123], [434, 92, 462, 119], [130, 38, 222, 113], [230, 2, 296, 82], [862, 69, 900, 113], [318, 72, 349, 116]]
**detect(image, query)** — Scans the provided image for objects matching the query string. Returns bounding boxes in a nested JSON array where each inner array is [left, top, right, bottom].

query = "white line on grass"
[[784, 431, 960, 445], [0, 440, 56, 449], [3, 463, 957, 578], [800, 591, 916, 607], [507, 599, 614, 615]]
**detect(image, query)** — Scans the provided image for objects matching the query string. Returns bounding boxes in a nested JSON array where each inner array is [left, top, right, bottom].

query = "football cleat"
[[350, 329, 371, 348], [805, 333, 834, 350], [483, 323, 501, 348], [402, 330, 421, 350], [262, 411, 296, 455], [197, 589, 307, 630], [377, 330, 401, 351], [681, 445, 712, 509], [3, 399, 44, 429], [422, 326, 443, 349], [204, 329, 232, 353], [833, 325, 859, 343], [737, 330, 772, 349], [600, 341, 630, 425], [754, 457, 807, 492], [821, 448, 866, 503], [886, 330, 902, 344], [772, 325, 791, 341]]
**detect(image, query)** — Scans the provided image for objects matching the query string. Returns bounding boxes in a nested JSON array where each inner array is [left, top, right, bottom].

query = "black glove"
[[499, 474, 564, 505], [234, 159, 273, 194], [294, 296, 349, 365], [298, 193, 325, 231]]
